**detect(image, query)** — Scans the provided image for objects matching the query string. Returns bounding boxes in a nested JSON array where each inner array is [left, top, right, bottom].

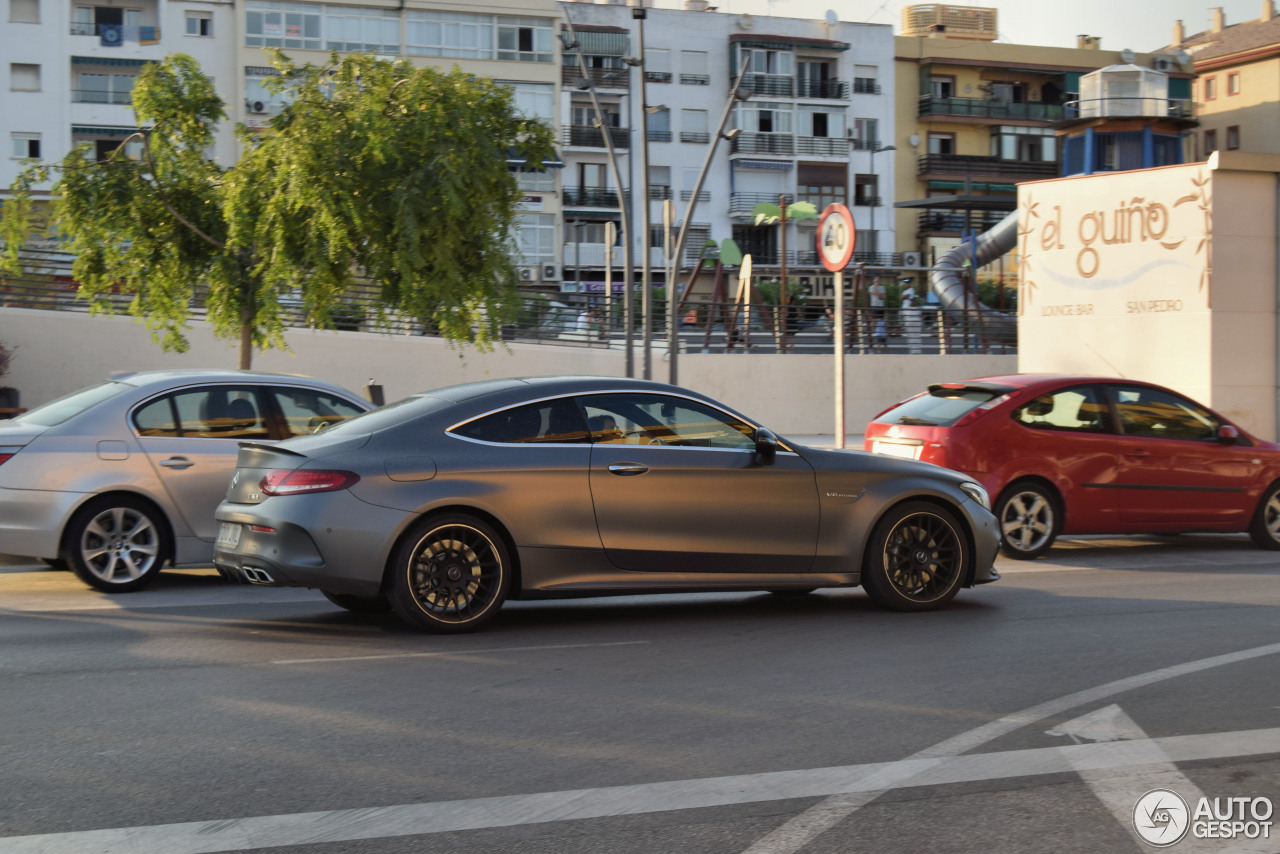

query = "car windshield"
[[876, 386, 1004, 427], [13, 381, 131, 427]]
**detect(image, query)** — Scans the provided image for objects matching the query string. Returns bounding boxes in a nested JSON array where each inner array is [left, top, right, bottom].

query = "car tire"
[[41, 557, 69, 571], [388, 514, 511, 633], [1248, 482, 1280, 550], [995, 481, 1060, 560], [321, 590, 392, 614], [862, 501, 969, 612], [62, 495, 170, 593]]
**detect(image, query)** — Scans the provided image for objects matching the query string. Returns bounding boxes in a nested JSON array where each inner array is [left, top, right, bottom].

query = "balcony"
[[796, 79, 848, 100], [647, 129, 672, 142], [679, 189, 711, 202], [1061, 98, 1196, 121], [730, 132, 795, 156], [853, 196, 882, 208], [918, 96, 1064, 122], [729, 192, 794, 215], [72, 89, 133, 105], [562, 186, 625, 208], [69, 21, 161, 43], [562, 66, 629, 90], [679, 73, 710, 85], [562, 124, 630, 150], [852, 78, 881, 95], [917, 154, 1059, 180], [742, 74, 794, 97], [795, 136, 848, 156], [918, 209, 1012, 234], [679, 131, 710, 144]]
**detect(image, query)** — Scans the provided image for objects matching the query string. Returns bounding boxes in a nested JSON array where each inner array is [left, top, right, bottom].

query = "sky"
[[645, 0, 1269, 51]]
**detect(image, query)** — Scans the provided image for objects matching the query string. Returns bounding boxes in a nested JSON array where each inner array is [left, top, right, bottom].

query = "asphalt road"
[[1, 535, 1278, 854]]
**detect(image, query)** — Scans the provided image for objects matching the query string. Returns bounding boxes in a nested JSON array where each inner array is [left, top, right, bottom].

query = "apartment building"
[[893, 3, 1194, 264], [558, 0, 895, 296], [1172, 3, 1280, 159]]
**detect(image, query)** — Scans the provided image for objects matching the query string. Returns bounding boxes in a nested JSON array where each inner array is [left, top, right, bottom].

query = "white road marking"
[[740, 640, 1280, 854], [1, 727, 1277, 854], [1050, 704, 1275, 854], [271, 640, 651, 665]]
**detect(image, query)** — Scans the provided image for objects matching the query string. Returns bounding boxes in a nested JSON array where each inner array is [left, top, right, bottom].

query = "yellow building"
[[893, 4, 1194, 265], [1173, 3, 1280, 159]]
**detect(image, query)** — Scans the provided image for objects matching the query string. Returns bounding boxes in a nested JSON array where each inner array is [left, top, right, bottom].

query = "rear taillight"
[[259, 469, 359, 496], [0, 453, 14, 466]]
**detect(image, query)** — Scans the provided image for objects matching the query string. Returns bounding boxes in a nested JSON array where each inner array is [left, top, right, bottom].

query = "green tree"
[[1, 51, 555, 368]]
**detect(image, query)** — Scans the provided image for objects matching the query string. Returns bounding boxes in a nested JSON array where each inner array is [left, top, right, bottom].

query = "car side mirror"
[[754, 427, 778, 465], [1217, 424, 1241, 444]]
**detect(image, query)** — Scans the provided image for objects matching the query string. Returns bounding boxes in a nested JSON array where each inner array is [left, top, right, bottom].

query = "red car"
[[864, 374, 1280, 559]]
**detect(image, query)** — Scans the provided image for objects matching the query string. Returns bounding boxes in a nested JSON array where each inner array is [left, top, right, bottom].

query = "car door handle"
[[159, 457, 194, 469], [608, 464, 649, 476], [1123, 449, 1151, 460]]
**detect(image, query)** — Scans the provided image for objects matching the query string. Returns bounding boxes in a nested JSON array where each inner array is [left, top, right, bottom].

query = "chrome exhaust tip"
[[241, 567, 275, 585]]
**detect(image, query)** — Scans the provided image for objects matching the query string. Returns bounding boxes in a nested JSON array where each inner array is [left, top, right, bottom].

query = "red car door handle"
[[608, 464, 649, 476], [1123, 449, 1150, 460]]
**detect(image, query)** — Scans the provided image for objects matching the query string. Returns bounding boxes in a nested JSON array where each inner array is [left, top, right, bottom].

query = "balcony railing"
[[647, 129, 672, 142], [742, 74, 794, 97], [679, 189, 711, 202], [1062, 98, 1196, 120], [645, 71, 672, 83], [796, 79, 848, 99], [917, 210, 1012, 233], [853, 196, 882, 208], [562, 66, 629, 89], [72, 89, 133, 105], [563, 124, 630, 149], [730, 132, 795, 155], [918, 96, 1064, 121], [562, 186, 626, 207], [680, 131, 710, 144], [679, 73, 710, 85], [69, 21, 161, 41], [917, 154, 1059, 179], [649, 184, 673, 200], [852, 78, 881, 95], [796, 136, 848, 156], [729, 192, 794, 214]]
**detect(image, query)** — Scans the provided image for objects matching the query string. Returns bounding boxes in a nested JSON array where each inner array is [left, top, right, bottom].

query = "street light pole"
[[632, 6, 653, 380], [666, 57, 750, 384], [561, 10, 635, 377]]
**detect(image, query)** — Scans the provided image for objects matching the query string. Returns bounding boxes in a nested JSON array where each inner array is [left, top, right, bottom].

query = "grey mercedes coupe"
[[213, 376, 1001, 632]]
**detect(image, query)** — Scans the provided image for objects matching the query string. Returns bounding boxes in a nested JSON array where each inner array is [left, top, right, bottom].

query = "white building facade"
[[558, 0, 896, 300]]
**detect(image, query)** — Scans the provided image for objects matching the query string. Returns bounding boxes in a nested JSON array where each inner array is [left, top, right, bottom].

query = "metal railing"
[[917, 210, 1012, 233], [0, 264, 1014, 355], [562, 186, 626, 207], [918, 96, 1064, 121], [796, 79, 847, 99], [562, 66, 629, 89], [728, 192, 793, 214], [71, 89, 133, 105], [852, 79, 881, 95], [562, 124, 630, 149], [1062, 98, 1195, 120], [742, 74, 794, 97], [679, 74, 710, 85], [917, 154, 1059, 179], [796, 136, 848, 156], [730, 132, 795, 155]]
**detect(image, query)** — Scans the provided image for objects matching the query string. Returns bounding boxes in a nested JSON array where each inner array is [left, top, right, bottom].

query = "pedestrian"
[[869, 278, 886, 320], [873, 317, 888, 352]]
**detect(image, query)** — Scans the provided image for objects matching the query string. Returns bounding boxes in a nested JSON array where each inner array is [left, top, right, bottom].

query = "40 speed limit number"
[[817, 204, 856, 272]]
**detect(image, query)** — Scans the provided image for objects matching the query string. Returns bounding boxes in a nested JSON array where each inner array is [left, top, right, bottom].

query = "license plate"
[[871, 440, 921, 460], [216, 522, 241, 549]]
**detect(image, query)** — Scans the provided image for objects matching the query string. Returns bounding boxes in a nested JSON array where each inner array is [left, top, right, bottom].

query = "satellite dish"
[[1120, 48, 1136, 64], [825, 9, 838, 26], [738, 13, 754, 30]]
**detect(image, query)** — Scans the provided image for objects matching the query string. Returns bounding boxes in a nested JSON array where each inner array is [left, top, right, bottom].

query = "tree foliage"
[[1, 51, 555, 368]]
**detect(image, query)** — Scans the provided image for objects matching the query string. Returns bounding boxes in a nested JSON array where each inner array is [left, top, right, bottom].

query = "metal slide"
[[927, 210, 1018, 338]]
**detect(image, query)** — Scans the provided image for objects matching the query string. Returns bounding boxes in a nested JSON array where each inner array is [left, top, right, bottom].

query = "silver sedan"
[[0, 370, 370, 592], [213, 377, 1000, 633]]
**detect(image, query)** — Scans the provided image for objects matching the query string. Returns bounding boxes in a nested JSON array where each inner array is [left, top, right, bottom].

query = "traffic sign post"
[[818, 205, 856, 448]]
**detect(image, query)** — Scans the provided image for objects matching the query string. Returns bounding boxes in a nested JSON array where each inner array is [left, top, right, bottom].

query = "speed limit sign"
[[817, 204, 856, 272]]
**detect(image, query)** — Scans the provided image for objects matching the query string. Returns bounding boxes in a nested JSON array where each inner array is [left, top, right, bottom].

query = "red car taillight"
[[259, 469, 360, 496], [0, 453, 14, 466]]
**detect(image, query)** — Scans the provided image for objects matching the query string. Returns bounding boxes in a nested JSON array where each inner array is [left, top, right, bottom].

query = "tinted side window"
[[452, 398, 589, 444], [272, 388, 367, 437], [134, 386, 270, 440], [579, 393, 756, 449], [1107, 385, 1219, 441], [1013, 386, 1108, 433]]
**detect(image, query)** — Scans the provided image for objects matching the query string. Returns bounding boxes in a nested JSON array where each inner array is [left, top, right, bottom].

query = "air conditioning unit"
[[517, 266, 539, 283], [541, 264, 560, 281], [901, 251, 922, 267], [1152, 56, 1174, 73]]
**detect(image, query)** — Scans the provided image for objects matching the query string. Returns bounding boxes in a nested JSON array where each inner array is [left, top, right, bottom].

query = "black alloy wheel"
[[862, 501, 968, 611], [388, 515, 511, 633]]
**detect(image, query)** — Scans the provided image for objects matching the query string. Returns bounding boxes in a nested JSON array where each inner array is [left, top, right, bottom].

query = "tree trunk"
[[238, 305, 253, 369]]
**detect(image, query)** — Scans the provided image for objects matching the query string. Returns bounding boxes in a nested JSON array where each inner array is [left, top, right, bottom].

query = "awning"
[[729, 34, 849, 51], [735, 160, 793, 170], [71, 55, 151, 67], [71, 125, 146, 137], [507, 147, 564, 169], [927, 180, 1018, 192]]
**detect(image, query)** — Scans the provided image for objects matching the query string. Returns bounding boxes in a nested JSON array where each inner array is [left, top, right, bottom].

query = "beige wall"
[[0, 307, 1014, 437], [1017, 154, 1280, 439]]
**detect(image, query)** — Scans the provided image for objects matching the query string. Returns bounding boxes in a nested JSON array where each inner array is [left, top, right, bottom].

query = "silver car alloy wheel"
[[77, 505, 162, 585], [1000, 489, 1055, 555]]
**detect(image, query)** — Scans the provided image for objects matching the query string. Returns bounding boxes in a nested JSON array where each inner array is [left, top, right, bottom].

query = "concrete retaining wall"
[[0, 308, 1016, 435]]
